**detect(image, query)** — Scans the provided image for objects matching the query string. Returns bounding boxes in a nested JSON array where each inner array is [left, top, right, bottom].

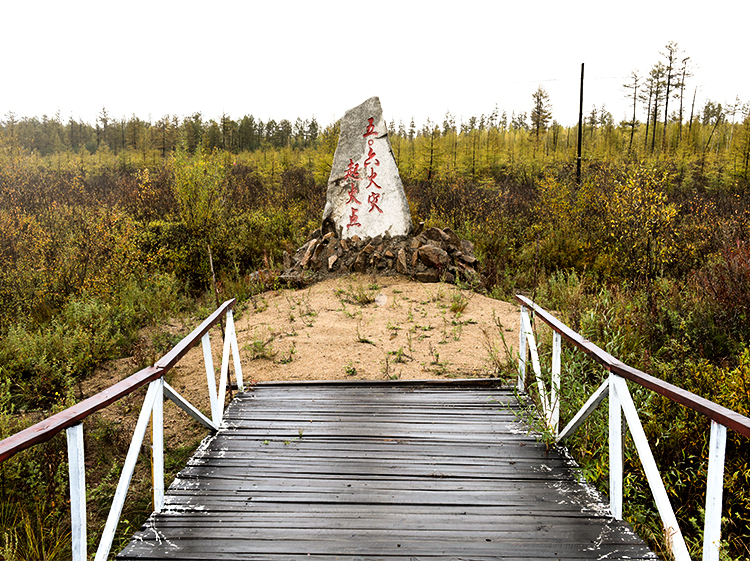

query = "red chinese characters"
[[345, 117, 385, 229], [344, 159, 360, 180], [346, 183, 361, 205], [364, 147, 379, 168], [363, 117, 377, 138], [346, 207, 361, 229], [365, 167, 381, 190], [368, 192, 383, 214], [363, 119, 383, 196]]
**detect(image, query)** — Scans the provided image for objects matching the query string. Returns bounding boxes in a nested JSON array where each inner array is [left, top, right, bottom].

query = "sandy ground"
[[234, 275, 520, 383], [81, 274, 521, 454]]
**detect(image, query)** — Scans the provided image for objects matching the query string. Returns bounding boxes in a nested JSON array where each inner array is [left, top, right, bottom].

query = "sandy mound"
[[235, 275, 518, 383]]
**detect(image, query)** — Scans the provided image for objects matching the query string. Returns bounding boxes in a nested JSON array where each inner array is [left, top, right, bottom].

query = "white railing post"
[[152, 377, 164, 513], [95, 379, 161, 562], [551, 331, 561, 435], [609, 374, 623, 520], [202, 332, 220, 425], [703, 420, 727, 561], [226, 309, 244, 391], [518, 306, 527, 393], [612, 375, 691, 561], [218, 309, 244, 418], [519, 310, 549, 418], [66, 423, 87, 562]]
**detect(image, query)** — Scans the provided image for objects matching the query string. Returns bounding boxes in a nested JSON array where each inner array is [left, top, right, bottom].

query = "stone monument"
[[279, 97, 483, 288], [322, 96, 413, 239]]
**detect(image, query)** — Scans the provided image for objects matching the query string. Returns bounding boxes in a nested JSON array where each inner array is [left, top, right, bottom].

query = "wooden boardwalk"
[[118, 381, 655, 560]]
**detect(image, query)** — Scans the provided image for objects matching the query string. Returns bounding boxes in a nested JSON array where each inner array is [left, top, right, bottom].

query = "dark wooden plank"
[[120, 535, 652, 560], [144, 513, 627, 528], [131, 526, 649, 545]]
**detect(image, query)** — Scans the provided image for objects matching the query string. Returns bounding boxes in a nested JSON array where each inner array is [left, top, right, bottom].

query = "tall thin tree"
[[677, 56, 691, 144], [661, 41, 681, 152], [648, 62, 666, 154], [623, 71, 641, 153]]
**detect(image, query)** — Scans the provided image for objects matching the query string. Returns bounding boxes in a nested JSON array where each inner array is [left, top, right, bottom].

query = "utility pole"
[[577, 63, 584, 184]]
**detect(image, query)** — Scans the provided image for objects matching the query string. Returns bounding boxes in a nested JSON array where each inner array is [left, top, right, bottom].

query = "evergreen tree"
[[307, 117, 319, 146], [98, 107, 110, 150], [184, 113, 204, 154], [221, 114, 237, 151], [155, 115, 176, 158], [530, 85, 552, 141], [205, 120, 222, 150], [510, 112, 528, 131], [587, 106, 598, 140], [238, 115, 258, 151]]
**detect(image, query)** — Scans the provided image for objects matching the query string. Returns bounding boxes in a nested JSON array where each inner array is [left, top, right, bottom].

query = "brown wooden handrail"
[[516, 294, 750, 439], [0, 298, 236, 464]]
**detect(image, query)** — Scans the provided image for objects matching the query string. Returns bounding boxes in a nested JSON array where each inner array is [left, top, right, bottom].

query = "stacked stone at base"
[[281, 225, 484, 288]]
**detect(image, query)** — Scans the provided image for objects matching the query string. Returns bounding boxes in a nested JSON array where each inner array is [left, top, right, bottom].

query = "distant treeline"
[[0, 110, 323, 156], [2, 97, 749, 188]]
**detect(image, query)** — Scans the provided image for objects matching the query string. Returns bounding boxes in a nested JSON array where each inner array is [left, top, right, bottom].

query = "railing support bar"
[[66, 423, 87, 562], [609, 374, 623, 520], [163, 382, 218, 432], [612, 375, 691, 561], [152, 378, 164, 513], [557, 377, 609, 443], [703, 420, 727, 561], [202, 332, 220, 425], [217, 311, 242, 418], [551, 331, 561, 435], [227, 310, 244, 391], [520, 309, 550, 417], [518, 306, 527, 393], [95, 379, 161, 562]]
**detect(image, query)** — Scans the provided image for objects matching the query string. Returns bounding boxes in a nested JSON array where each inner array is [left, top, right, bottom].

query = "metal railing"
[[0, 299, 244, 561], [516, 294, 750, 561]]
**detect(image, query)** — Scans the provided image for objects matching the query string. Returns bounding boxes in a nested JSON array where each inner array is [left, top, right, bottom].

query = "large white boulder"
[[322, 96, 413, 240]]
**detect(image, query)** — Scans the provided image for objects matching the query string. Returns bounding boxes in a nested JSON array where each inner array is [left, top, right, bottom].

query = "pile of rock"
[[281, 225, 484, 288]]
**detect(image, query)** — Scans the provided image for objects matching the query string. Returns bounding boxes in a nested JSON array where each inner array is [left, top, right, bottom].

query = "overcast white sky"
[[2, 0, 748, 130]]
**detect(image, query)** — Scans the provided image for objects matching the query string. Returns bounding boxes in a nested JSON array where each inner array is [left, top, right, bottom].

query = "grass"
[[335, 279, 377, 306], [423, 282, 447, 303], [482, 312, 518, 382], [388, 347, 410, 363], [450, 289, 469, 315], [285, 290, 317, 325], [246, 329, 276, 359], [356, 320, 376, 345], [0, 501, 71, 561], [3, 130, 750, 560], [278, 342, 296, 364]]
